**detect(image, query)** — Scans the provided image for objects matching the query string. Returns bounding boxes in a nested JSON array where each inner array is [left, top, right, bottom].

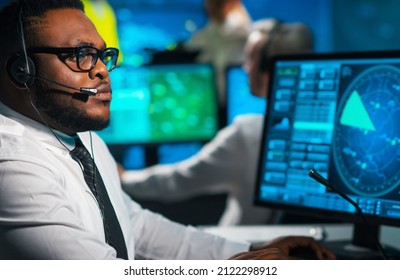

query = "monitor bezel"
[[253, 49, 400, 228]]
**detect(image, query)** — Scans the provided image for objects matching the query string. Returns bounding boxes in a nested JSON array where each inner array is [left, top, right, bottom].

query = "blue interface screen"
[[256, 55, 400, 222], [226, 65, 266, 124]]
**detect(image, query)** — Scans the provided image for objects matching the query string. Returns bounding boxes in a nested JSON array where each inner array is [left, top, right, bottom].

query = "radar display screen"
[[255, 52, 400, 222]]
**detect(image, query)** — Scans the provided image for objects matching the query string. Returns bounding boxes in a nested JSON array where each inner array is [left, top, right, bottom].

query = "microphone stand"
[[308, 169, 388, 260]]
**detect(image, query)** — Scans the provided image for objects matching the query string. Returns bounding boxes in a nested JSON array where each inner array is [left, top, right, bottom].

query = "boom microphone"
[[308, 169, 388, 260], [25, 73, 97, 95]]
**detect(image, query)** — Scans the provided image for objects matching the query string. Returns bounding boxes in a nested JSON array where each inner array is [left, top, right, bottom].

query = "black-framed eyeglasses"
[[27, 46, 119, 72]]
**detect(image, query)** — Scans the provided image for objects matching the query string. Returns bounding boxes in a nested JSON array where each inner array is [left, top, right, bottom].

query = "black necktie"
[[70, 138, 128, 259]]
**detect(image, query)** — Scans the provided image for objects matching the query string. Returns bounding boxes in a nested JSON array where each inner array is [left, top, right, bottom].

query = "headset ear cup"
[[8, 55, 36, 87]]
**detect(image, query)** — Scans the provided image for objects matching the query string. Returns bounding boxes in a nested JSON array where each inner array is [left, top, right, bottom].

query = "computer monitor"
[[96, 63, 219, 145], [225, 65, 266, 125], [254, 50, 400, 259]]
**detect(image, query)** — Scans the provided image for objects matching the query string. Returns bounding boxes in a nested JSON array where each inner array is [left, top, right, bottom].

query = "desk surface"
[[203, 224, 400, 250]]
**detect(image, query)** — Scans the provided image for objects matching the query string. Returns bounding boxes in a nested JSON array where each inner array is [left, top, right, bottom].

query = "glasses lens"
[[71, 47, 119, 71], [77, 47, 98, 71], [101, 48, 119, 71]]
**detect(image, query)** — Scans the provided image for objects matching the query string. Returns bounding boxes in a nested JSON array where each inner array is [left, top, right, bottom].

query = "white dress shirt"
[[0, 102, 249, 259], [121, 115, 278, 225]]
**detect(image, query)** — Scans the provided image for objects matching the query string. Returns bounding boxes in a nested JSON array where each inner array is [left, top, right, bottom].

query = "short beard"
[[32, 80, 110, 133]]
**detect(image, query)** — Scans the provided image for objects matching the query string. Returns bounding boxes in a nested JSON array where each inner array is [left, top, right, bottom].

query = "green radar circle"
[[333, 65, 400, 197]]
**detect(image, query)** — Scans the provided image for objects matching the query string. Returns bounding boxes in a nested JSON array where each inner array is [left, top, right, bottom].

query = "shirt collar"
[[0, 101, 76, 153]]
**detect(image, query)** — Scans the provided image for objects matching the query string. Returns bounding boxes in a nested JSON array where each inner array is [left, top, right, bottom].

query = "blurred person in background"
[[185, 0, 252, 106], [119, 19, 314, 226]]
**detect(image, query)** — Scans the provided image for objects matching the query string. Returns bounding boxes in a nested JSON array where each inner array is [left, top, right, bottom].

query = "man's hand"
[[229, 236, 336, 260], [229, 247, 288, 260]]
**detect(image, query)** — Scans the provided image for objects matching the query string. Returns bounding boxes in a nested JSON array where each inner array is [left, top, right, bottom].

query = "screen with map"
[[254, 51, 400, 258]]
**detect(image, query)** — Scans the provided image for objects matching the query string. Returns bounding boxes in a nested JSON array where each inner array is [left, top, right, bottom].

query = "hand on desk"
[[229, 236, 336, 260]]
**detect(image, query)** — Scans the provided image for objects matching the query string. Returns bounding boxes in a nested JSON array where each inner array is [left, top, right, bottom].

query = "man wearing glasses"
[[0, 0, 334, 260]]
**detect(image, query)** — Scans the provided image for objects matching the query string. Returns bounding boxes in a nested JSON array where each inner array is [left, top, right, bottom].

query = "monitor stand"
[[323, 223, 400, 260]]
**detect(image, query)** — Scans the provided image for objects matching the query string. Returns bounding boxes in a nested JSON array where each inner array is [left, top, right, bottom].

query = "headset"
[[258, 19, 283, 72], [7, 5, 97, 95], [8, 6, 36, 87]]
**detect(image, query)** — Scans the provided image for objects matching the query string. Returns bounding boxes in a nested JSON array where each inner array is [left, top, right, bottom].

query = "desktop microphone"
[[308, 169, 388, 260], [24, 73, 97, 95], [308, 169, 360, 211]]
